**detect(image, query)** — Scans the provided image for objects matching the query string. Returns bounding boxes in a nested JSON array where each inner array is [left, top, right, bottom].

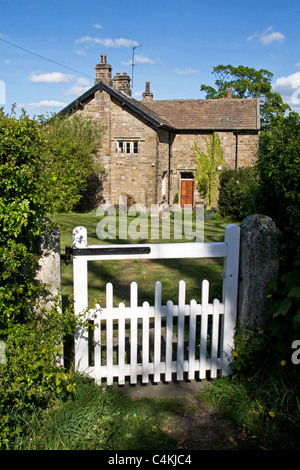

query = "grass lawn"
[[49, 212, 236, 309]]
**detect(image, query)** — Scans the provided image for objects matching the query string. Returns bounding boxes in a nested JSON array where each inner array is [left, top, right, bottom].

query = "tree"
[[193, 133, 224, 207], [200, 65, 290, 130], [256, 111, 300, 246], [0, 108, 104, 326], [254, 111, 300, 348], [40, 113, 104, 212]]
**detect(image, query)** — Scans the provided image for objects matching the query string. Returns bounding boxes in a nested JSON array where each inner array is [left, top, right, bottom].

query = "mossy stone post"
[[238, 214, 280, 331], [36, 219, 62, 313]]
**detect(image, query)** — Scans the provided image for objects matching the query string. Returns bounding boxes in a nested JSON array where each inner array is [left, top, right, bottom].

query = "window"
[[116, 140, 139, 155]]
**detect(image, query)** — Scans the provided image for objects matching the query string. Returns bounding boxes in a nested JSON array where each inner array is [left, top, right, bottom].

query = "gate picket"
[[79, 279, 227, 384], [72, 224, 240, 386]]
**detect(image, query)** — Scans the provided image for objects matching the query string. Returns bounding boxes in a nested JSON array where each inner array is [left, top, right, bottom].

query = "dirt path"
[[117, 379, 251, 450], [170, 395, 246, 450]]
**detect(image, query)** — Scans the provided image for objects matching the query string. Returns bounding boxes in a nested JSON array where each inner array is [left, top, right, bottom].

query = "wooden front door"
[[180, 179, 193, 207]]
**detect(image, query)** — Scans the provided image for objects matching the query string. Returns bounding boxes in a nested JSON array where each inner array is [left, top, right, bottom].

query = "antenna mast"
[[131, 45, 142, 88]]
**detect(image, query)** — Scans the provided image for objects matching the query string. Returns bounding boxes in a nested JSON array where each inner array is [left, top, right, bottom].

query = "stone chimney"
[[227, 87, 232, 98], [95, 54, 112, 87], [142, 82, 153, 101], [113, 72, 131, 96]]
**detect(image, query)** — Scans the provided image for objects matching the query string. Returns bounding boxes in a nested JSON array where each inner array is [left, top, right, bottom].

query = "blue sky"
[[0, 0, 299, 117]]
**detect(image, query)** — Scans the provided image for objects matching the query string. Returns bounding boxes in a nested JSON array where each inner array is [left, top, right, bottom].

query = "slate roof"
[[142, 98, 260, 131], [59, 81, 260, 131]]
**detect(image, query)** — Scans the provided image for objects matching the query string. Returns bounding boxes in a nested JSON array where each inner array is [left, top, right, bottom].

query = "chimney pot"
[[142, 82, 153, 101], [95, 54, 112, 86], [113, 71, 131, 96]]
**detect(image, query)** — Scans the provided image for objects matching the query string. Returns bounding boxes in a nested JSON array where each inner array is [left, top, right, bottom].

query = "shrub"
[[194, 133, 224, 207], [218, 166, 260, 220], [0, 305, 80, 449]]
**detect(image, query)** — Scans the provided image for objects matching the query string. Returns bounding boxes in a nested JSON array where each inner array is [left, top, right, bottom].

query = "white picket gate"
[[71, 224, 240, 385]]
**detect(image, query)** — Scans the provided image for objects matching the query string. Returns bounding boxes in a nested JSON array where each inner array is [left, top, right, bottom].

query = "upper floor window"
[[116, 140, 139, 155]]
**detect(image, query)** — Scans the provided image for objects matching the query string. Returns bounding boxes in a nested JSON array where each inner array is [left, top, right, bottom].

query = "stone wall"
[[170, 130, 258, 205], [110, 98, 158, 206]]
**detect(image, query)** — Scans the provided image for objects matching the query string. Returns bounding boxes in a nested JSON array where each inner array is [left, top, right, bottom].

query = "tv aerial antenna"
[[131, 45, 142, 88]]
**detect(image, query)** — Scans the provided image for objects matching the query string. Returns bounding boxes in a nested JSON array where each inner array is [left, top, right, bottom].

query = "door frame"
[[180, 175, 194, 208]]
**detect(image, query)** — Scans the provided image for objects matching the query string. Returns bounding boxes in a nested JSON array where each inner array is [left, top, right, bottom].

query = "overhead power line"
[[0, 37, 93, 79]]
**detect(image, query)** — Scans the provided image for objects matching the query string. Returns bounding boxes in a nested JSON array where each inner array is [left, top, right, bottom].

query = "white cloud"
[[122, 54, 155, 66], [247, 26, 286, 45], [75, 36, 139, 48], [173, 67, 198, 75], [75, 49, 87, 56], [94, 24, 103, 29], [132, 91, 143, 99], [260, 31, 285, 45], [135, 54, 155, 65], [30, 72, 74, 83], [64, 78, 92, 96], [273, 71, 300, 108], [18, 100, 67, 110], [75, 35, 93, 44]]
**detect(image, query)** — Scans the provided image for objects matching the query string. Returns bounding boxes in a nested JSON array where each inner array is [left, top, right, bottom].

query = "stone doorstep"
[[111, 377, 209, 399]]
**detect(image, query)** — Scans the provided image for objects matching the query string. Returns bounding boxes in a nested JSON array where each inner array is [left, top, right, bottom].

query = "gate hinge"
[[61, 245, 151, 265], [61, 245, 73, 265]]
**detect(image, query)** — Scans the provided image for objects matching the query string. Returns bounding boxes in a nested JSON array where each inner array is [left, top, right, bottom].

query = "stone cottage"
[[59, 54, 260, 209]]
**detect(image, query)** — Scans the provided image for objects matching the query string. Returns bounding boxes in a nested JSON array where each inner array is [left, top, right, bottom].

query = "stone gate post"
[[237, 214, 280, 331], [35, 219, 61, 313]]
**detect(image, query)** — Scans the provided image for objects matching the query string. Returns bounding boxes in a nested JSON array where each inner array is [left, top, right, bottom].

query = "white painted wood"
[[130, 282, 138, 384], [222, 224, 240, 375], [106, 283, 114, 386], [154, 281, 162, 383], [73, 226, 88, 248], [165, 300, 173, 382], [188, 299, 197, 380], [94, 304, 102, 384], [199, 280, 209, 379], [211, 298, 220, 378], [71, 224, 240, 385], [118, 302, 126, 385], [73, 255, 88, 373], [142, 301, 150, 383], [177, 280, 185, 381]]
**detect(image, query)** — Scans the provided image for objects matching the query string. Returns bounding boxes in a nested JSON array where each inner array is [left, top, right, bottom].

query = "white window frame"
[[115, 139, 140, 155]]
